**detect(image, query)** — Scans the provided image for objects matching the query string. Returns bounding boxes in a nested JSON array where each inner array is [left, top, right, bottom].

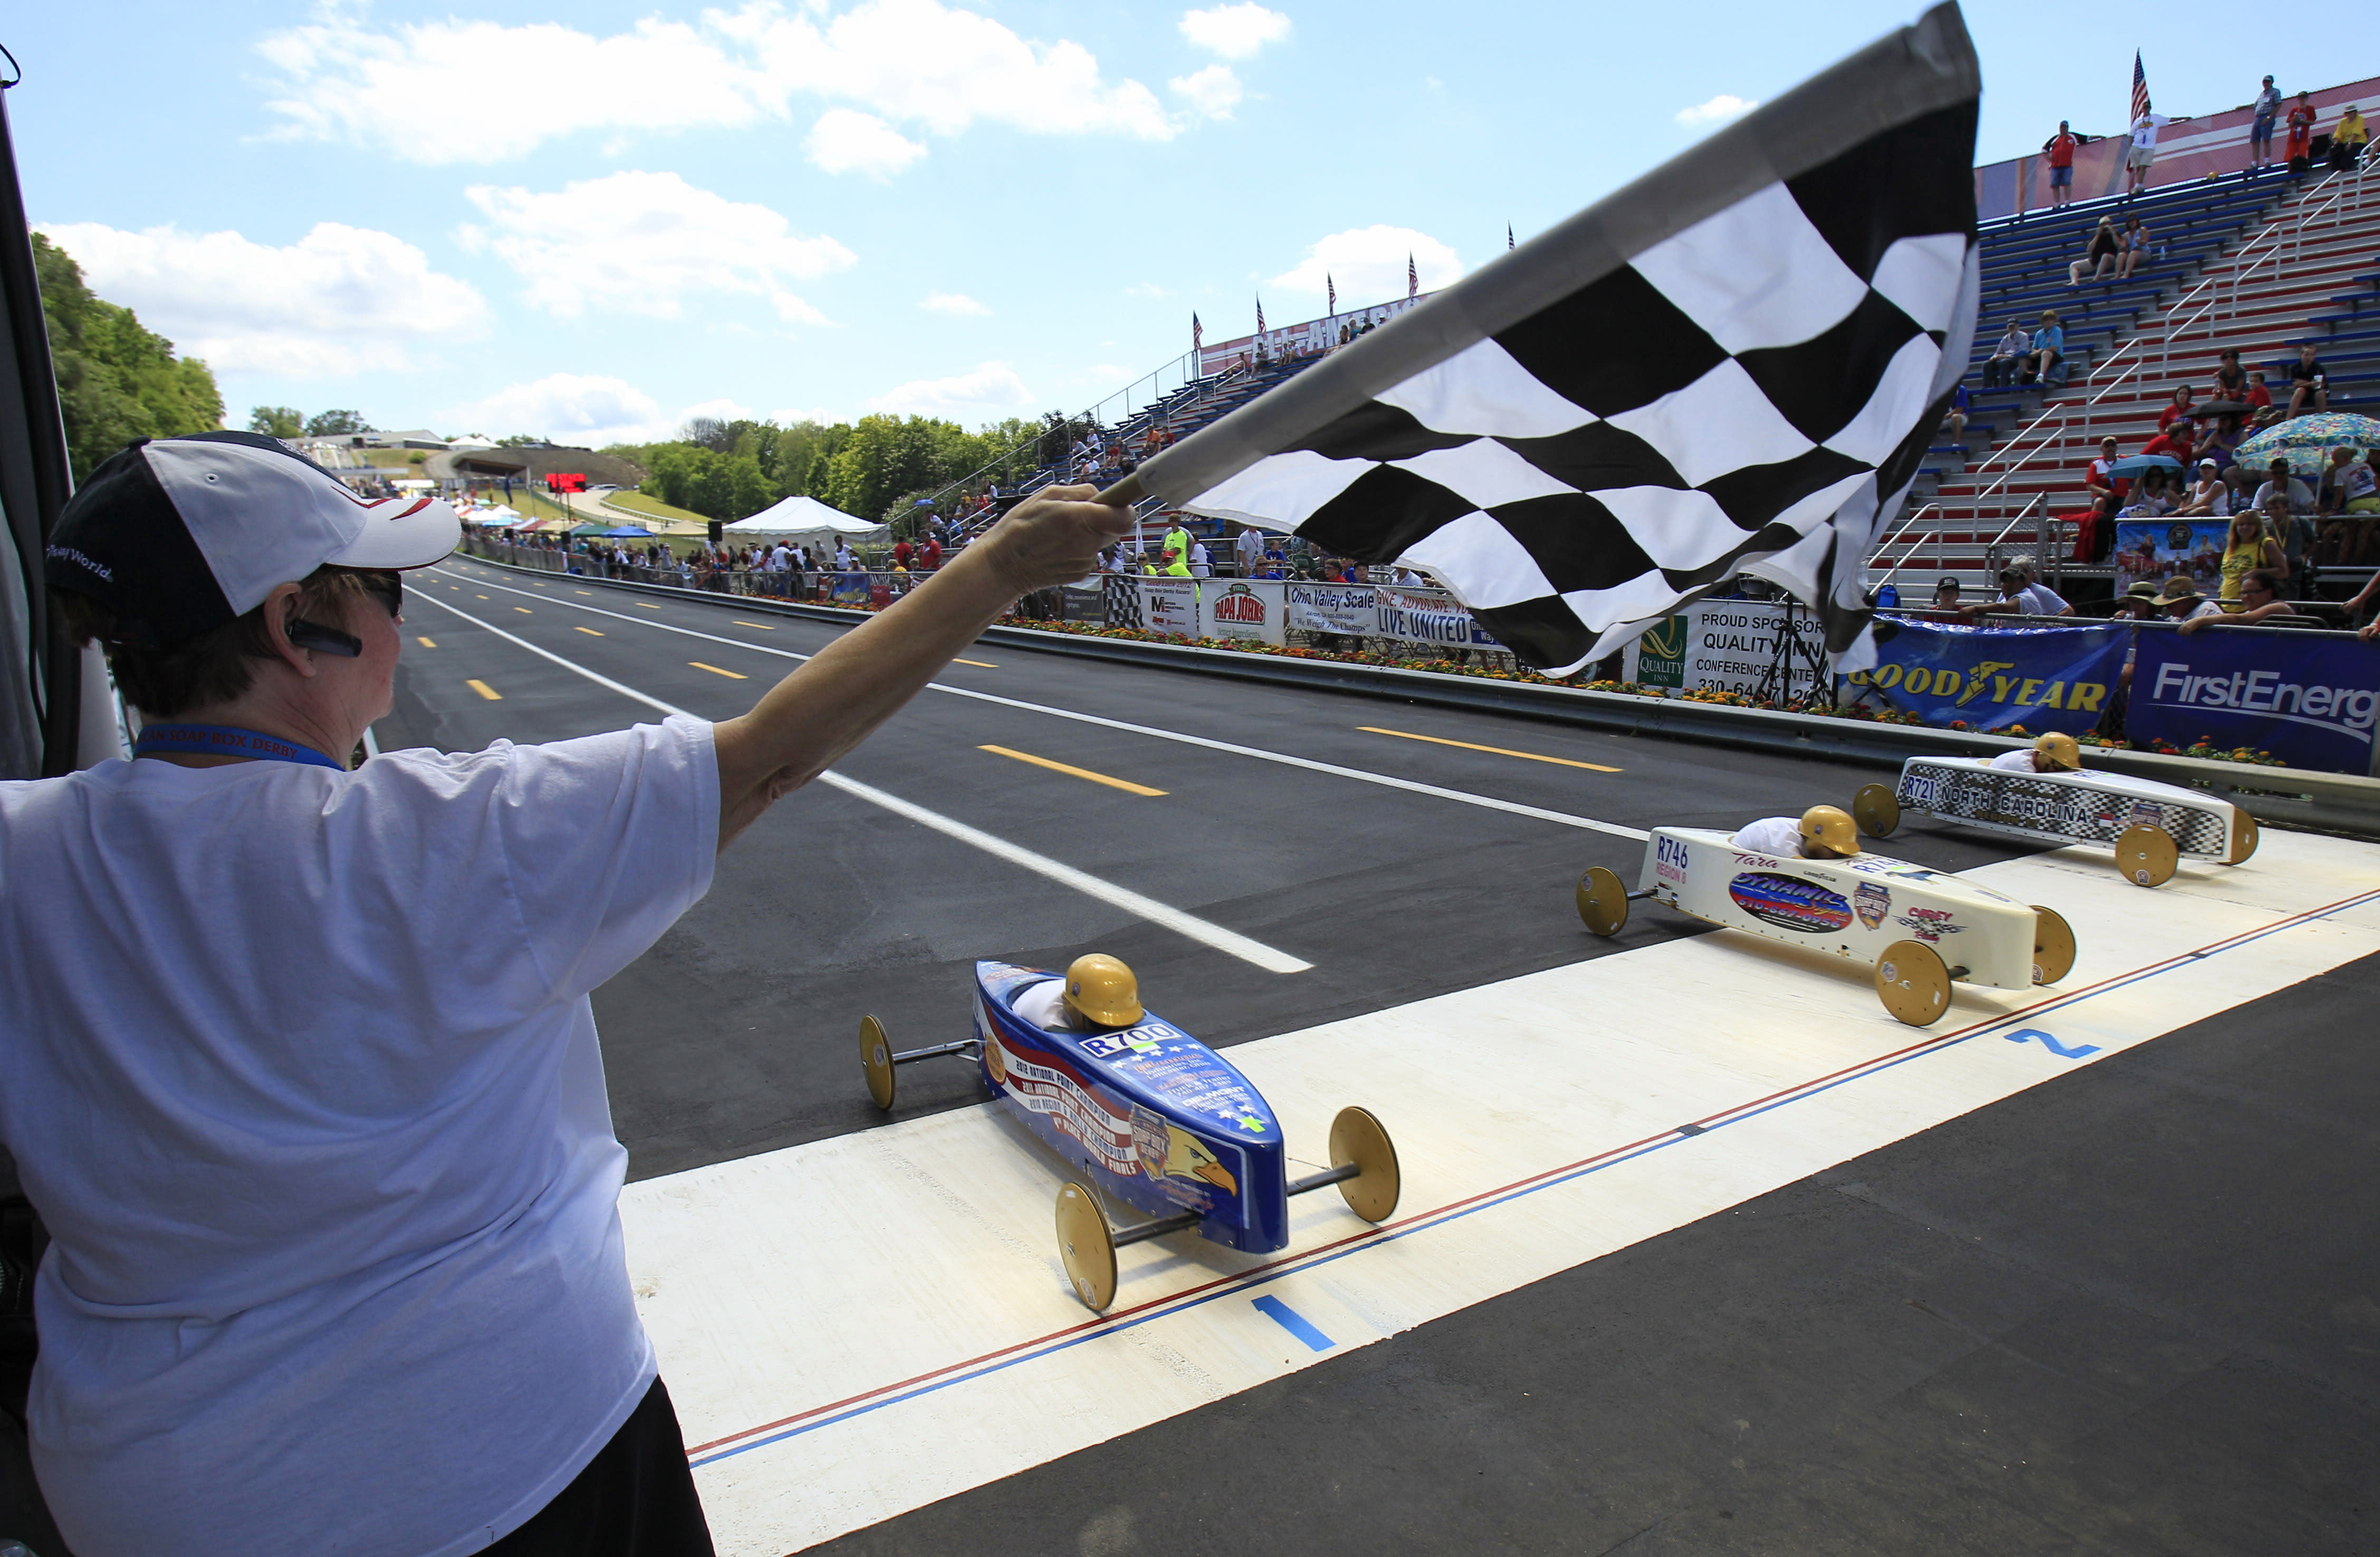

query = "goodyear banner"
[[2129, 628, 2379, 773], [1841, 620, 2127, 734], [1199, 579, 1285, 645]]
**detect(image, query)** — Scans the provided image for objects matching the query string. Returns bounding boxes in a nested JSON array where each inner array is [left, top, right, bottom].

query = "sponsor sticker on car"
[[1728, 871, 1856, 933]]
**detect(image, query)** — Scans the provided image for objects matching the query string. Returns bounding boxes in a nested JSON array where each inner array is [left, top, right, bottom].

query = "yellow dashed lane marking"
[[476, 593, 490, 599], [689, 662, 748, 679], [732, 620, 776, 630], [466, 679, 502, 700], [575, 627, 604, 636], [1358, 725, 1621, 773], [576, 590, 592, 595], [979, 745, 1165, 796], [415, 636, 436, 648], [638, 602, 662, 610], [514, 607, 533, 614], [952, 657, 997, 668]]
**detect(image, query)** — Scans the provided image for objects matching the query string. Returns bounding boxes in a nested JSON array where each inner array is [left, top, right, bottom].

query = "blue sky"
[[11, 2, 2364, 445]]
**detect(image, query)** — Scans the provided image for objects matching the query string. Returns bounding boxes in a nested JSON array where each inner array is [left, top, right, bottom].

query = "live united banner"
[[1840, 619, 2128, 734]]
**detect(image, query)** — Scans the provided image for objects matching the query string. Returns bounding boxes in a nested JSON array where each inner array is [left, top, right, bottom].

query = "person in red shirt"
[[2041, 120, 2084, 207], [2156, 385, 2197, 432], [2244, 371, 2274, 415], [2143, 419, 2196, 467], [2085, 435, 2131, 506], [2285, 91, 2317, 174], [922, 536, 943, 571]]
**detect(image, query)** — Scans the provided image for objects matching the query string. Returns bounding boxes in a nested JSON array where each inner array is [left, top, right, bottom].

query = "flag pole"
[[1093, 473, 1145, 507]]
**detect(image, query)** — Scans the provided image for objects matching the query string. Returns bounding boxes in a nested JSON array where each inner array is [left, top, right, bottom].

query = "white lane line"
[[427, 565, 1648, 841], [412, 591, 1311, 974]]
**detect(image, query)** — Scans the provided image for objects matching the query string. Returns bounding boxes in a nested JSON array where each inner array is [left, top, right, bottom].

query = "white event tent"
[[721, 494, 889, 550]]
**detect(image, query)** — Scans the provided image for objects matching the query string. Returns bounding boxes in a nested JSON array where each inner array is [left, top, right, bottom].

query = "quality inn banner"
[[1841, 620, 2129, 734]]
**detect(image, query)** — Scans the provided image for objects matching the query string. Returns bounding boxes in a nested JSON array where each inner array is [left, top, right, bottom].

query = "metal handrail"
[[1870, 504, 1942, 584]]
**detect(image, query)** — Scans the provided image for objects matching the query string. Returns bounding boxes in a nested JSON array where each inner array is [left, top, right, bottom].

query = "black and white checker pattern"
[[1182, 105, 1980, 676]]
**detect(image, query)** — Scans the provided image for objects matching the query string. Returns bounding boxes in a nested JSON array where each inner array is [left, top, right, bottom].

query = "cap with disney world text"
[[46, 431, 459, 648]]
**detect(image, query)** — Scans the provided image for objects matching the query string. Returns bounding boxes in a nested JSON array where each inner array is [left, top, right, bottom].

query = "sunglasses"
[[285, 571, 404, 658]]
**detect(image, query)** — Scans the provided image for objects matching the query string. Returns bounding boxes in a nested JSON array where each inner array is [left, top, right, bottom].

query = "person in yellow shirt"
[[1158, 518, 1194, 578], [2330, 103, 2367, 170]]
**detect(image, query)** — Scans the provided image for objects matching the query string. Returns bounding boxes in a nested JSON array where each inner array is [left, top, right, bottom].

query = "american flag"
[[1327, 273, 1337, 314], [1255, 295, 1266, 333], [1130, 2, 1979, 678], [1407, 253, 1418, 299], [2130, 51, 2150, 123], [1192, 312, 1203, 351], [1508, 224, 1516, 251]]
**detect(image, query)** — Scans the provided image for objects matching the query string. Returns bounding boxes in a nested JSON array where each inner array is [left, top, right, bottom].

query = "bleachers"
[[1877, 159, 2380, 595]]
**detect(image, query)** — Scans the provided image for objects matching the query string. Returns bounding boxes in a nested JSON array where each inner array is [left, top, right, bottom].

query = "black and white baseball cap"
[[46, 431, 460, 647]]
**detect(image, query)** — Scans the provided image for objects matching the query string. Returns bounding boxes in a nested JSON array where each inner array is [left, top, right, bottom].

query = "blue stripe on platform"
[[1251, 1295, 1335, 1352]]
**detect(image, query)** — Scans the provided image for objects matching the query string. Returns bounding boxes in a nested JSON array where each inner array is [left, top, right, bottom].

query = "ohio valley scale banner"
[[1840, 620, 2128, 734], [2129, 629, 2379, 773]]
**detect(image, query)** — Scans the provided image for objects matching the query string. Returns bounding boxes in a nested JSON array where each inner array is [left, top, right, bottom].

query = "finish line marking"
[[426, 566, 1648, 841], [412, 592, 1309, 974]]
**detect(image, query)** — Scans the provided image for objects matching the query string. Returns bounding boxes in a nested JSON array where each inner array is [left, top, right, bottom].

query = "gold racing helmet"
[[1798, 804, 1861, 859], [1063, 953, 1145, 1028], [2033, 731, 2082, 772]]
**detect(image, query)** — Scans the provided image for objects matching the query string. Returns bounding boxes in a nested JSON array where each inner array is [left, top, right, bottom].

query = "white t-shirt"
[[1989, 747, 2042, 772], [1011, 977, 1081, 1031], [0, 717, 718, 1555], [1235, 529, 1268, 570], [1730, 816, 1805, 856], [2012, 582, 2071, 616]]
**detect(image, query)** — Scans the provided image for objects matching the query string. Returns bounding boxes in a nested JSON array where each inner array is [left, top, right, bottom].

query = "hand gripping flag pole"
[[1096, 3, 1979, 677]]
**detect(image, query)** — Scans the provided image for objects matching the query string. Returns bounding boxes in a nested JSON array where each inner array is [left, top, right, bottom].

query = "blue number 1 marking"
[[2005, 1027, 2101, 1060]]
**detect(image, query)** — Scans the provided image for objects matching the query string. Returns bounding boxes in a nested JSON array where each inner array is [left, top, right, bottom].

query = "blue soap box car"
[[861, 960, 1399, 1311]]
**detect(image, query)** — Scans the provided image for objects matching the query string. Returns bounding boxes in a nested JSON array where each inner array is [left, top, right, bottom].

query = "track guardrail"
[[456, 548, 2380, 840]]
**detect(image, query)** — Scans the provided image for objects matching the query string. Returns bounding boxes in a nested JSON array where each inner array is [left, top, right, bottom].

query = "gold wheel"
[[1054, 1181, 1117, 1312], [2115, 824, 2178, 888], [1853, 782, 1902, 840], [1328, 1106, 1402, 1224], [1875, 939, 1951, 1027], [2029, 905, 2077, 986], [1576, 866, 1629, 937], [2230, 809, 2259, 864], [860, 1014, 896, 1110]]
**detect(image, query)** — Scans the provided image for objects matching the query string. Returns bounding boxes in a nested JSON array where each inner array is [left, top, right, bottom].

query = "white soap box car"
[[1578, 828, 2075, 1028], [1855, 756, 2258, 888]]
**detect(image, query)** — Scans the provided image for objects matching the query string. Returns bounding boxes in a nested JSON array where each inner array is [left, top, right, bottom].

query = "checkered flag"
[[1129, 4, 1979, 675]]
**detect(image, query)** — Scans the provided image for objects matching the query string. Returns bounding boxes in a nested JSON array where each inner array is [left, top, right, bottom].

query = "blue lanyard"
[[132, 723, 347, 771]]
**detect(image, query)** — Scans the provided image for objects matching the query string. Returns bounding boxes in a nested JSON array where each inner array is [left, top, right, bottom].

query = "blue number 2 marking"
[[2005, 1027, 2101, 1060]]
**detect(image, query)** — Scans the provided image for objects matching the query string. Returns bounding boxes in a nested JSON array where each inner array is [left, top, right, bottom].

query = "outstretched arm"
[[710, 486, 1132, 848]]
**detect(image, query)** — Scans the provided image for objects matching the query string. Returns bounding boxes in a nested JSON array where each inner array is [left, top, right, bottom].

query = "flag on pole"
[[1192, 312, 1203, 352], [1255, 294, 1266, 334], [1327, 273, 1336, 314], [1508, 224, 1515, 251], [1130, 3, 1979, 677], [2129, 50, 2150, 123], [1407, 254, 1418, 299]]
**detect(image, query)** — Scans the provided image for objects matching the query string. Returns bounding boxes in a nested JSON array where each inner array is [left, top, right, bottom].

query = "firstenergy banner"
[[1839, 620, 2128, 735], [2131, 630, 2379, 772]]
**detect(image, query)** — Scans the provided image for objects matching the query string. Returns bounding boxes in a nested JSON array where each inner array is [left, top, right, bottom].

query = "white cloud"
[[919, 291, 990, 316], [865, 361, 1036, 420], [772, 406, 850, 426], [1268, 225, 1462, 303], [806, 109, 927, 178], [458, 170, 854, 321], [1124, 282, 1172, 299], [1169, 64, 1243, 119], [444, 374, 667, 445], [261, 0, 1178, 165], [1179, 4, 1291, 59], [1676, 94, 1758, 127], [675, 397, 757, 427], [37, 220, 487, 379]]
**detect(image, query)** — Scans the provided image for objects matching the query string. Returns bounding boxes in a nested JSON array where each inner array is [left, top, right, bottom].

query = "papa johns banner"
[[1841, 619, 2129, 735], [2129, 629, 2379, 772]]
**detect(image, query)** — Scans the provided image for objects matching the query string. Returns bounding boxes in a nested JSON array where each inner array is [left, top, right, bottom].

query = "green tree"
[[818, 414, 995, 523], [304, 409, 373, 437], [32, 234, 224, 480], [248, 407, 304, 438]]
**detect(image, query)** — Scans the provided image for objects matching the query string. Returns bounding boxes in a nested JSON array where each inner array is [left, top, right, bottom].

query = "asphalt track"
[[389, 560, 2376, 1554]]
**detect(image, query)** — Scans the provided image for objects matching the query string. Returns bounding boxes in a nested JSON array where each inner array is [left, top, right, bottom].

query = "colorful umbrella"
[[2235, 412, 2380, 477]]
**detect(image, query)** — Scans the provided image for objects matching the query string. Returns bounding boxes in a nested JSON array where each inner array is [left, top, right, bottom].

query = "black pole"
[[0, 77, 78, 777]]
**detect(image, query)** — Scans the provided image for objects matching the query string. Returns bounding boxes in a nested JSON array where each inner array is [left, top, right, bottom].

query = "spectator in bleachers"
[[2143, 417, 2195, 467], [2068, 217, 2122, 286], [1983, 317, 2032, 388], [1234, 523, 1268, 579], [2254, 457, 2316, 515], [2019, 310, 2064, 387], [2086, 436, 2131, 506], [2218, 510, 2285, 600], [2329, 104, 2366, 170], [2199, 411, 2246, 475], [2156, 384, 2197, 432], [2126, 105, 2170, 195], [2286, 92, 2318, 175], [2266, 490, 2319, 582], [2184, 568, 2296, 631], [2212, 349, 2248, 401], [2244, 369, 2275, 418], [2117, 214, 2152, 280], [2042, 121, 2088, 207], [1941, 382, 1969, 447], [2158, 575, 2222, 620], [2177, 459, 2233, 518], [2122, 466, 2175, 518], [1932, 576, 1962, 612], [2287, 343, 2329, 417], [2249, 77, 2283, 174]]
